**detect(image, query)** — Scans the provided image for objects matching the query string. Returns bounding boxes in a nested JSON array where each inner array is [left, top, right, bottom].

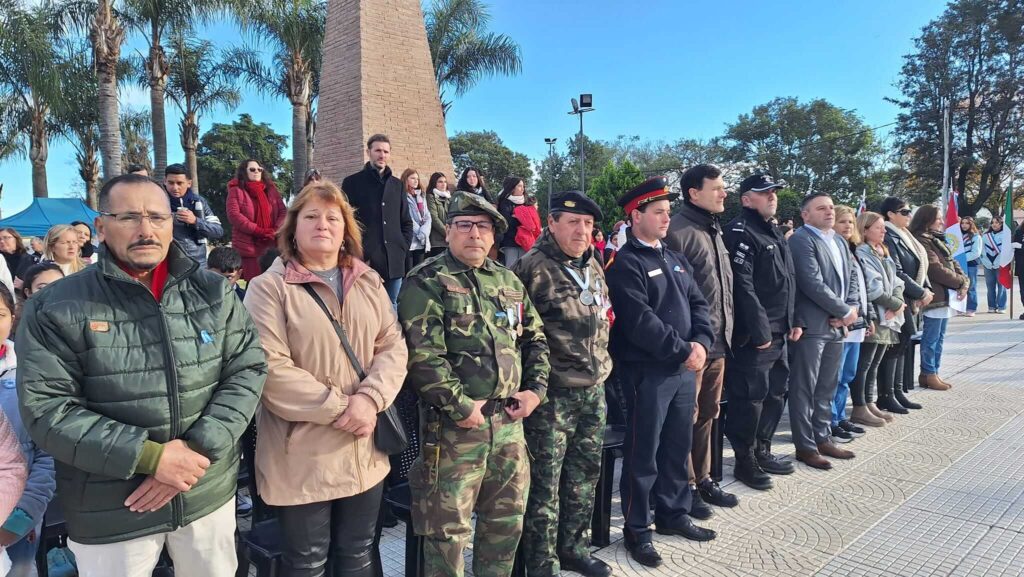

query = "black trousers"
[[618, 364, 695, 543], [277, 481, 385, 577], [723, 336, 790, 455]]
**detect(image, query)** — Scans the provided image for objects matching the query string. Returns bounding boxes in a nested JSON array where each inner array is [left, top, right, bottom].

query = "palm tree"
[[225, 0, 325, 194], [54, 42, 103, 207], [166, 34, 241, 193], [425, 0, 522, 116], [120, 107, 153, 173], [0, 0, 67, 198], [121, 0, 206, 180], [91, 0, 126, 180]]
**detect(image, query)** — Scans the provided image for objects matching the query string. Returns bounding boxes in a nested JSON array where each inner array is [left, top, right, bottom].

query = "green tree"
[[0, 0, 67, 197], [120, 107, 152, 173], [225, 0, 325, 195], [166, 34, 241, 194], [586, 159, 645, 232], [890, 0, 1024, 214], [724, 97, 883, 206], [195, 113, 292, 237], [425, 0, 521, 115], [448, 130, 532, 192], [534, 135, 616, 216], [92, 0, 126, 180], [54, 41, 102, 207]]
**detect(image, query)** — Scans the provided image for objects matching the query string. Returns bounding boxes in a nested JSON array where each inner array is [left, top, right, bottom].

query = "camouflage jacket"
[[512, 230, 611, 389], [398, 251, 550, 422]]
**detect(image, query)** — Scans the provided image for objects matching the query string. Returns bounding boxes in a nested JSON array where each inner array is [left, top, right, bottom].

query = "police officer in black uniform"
[[722, 173, 803, 491], [606, 177, 716, 569]]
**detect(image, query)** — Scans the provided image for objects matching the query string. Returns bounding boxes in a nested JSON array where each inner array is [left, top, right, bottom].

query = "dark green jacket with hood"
[[16, 242, 267, 544]]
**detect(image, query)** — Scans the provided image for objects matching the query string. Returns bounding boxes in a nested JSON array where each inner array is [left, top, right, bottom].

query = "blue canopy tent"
[[0, 198, 100, 237]]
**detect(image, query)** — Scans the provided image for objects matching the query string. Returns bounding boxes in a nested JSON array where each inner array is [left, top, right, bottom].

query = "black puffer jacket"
[[17, 243, 267, 544]]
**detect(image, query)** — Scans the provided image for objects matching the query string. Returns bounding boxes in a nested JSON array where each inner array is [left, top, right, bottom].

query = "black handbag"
[[301, 283, 409, 455]]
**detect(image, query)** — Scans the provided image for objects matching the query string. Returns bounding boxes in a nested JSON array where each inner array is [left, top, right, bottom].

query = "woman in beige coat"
[[244, 180, 408, 577]]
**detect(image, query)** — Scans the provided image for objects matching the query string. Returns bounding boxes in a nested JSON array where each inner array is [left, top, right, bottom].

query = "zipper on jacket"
[[157, 303, 184, 530]]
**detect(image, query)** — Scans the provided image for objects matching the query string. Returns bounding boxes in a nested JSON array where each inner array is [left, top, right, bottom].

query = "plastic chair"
[[591, 424, 626, 547]]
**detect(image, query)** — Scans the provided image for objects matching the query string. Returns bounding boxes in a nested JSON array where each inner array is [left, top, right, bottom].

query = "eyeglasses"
[[897, 208, 913, 216], [101, 212, 173, 228], [451, 220, 494, 233], [248, 167, 264, 173]]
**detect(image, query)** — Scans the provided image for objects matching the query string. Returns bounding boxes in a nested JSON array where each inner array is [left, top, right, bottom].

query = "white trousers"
[[68, 499, 236, 577]]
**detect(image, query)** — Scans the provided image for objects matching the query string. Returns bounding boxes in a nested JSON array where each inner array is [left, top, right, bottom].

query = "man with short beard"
[[17, 174, 267, 577]]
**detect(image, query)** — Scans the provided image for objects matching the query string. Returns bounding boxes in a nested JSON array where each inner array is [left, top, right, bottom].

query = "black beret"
[[550, 190, 603, 220]]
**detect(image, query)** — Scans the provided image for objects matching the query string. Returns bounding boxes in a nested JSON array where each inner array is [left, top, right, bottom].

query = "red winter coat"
[[226, 178, 288, 258]]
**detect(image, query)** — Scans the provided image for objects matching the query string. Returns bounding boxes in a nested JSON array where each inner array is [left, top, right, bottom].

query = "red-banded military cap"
[[618, 176, 678, 215]]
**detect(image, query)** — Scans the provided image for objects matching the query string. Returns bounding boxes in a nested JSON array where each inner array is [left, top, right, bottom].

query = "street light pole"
[[544, 137, 557, 212], [568, 94, 594, 193]]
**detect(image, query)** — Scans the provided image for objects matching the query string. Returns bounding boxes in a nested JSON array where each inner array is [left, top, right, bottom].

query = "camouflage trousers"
[[522, 385, 606, 576], [408, 410, 529, 577]]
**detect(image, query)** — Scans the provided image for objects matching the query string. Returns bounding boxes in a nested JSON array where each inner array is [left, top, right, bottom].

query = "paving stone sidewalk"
[[368, 310, 1024, 576]]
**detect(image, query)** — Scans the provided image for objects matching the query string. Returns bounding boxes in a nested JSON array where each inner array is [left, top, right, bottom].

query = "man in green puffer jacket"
[[16, 174, 267, 577]]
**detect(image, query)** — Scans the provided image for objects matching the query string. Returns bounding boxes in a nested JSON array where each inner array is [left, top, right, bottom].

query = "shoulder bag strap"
[[301, 283, 367, 381]]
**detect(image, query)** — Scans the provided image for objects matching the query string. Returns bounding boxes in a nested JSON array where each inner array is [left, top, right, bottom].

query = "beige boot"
[[850, 405, 886, 427], [920, 374, 950, 391], [867, 402, 896, 423]]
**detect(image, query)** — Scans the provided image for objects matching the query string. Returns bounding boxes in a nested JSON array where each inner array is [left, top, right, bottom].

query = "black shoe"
[[698, 479, 739, 508], [755, 450, 796, 475], [894, 389, 922, 410], [559, 555, 612, 577], [838, 420, 866, 436], [688, 486, 713, 520], [655, 517, 717, 541], [626, 542, 663, 568], [876, 397, 909, 415], [735, 455, 774, 490], [830, 425, 854, 443]]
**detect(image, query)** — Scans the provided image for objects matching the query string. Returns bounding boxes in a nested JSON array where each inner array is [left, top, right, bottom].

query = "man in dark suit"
[[341, 133, 414, 304], [788, 192, 861, 470]]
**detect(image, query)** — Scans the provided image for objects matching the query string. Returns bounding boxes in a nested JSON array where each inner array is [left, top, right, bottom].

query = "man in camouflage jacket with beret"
[[398, 192, 550, 577], [512, 191, 612, 577]]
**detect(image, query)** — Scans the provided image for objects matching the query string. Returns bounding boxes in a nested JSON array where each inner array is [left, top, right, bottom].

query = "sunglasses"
[[248, 167, 264, 173], [897, 208, 912, 216]]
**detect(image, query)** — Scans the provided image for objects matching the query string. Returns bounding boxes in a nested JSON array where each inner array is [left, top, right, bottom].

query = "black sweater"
[[606, 233, 714, 373]]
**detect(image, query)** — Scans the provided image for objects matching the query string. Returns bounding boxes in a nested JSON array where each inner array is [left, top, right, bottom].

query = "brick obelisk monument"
[[317, 0, 453, 185]]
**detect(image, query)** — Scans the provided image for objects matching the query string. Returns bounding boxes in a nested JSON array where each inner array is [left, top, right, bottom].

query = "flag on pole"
[[998, 183, 1014, 289], [857, 189, 867, 215], [944, 188, 968, 272]]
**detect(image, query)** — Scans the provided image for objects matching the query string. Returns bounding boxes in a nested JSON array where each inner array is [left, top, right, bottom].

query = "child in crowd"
[[208, 247, 246, 301], [13, 263, 64, 337], [0, 283, 53, 577]]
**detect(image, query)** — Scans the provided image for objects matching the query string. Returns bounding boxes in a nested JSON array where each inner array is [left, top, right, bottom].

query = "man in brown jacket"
[[664, 164, 737, 518]]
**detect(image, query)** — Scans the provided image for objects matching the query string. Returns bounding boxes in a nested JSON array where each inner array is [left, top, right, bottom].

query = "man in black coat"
[[722, 174, 801, 490], [606, 177, 716, 569], [341, 133, 414, 304]]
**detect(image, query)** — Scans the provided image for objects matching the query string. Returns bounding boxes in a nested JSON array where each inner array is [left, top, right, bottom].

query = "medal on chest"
[[565, 265, 599, 307]]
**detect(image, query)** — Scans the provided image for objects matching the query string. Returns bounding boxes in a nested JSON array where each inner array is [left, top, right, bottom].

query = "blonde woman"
[[855, 211, 907, 422], [42, 225, 87, 276], [244, 179, 407, 577], [829, 206, 875, 438]]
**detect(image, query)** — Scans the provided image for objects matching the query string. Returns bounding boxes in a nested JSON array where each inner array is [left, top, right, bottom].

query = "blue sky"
[[0, 0, 943, 215]]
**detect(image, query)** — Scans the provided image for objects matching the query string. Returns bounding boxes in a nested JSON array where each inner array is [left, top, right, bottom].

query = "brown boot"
[[850, 406, 886, 427], [818, 441, 855, 460], [920, 374, 950, 391], [795, 450, 832, 470], [936, 375, 954, 388], [867, 402, 896, 423]]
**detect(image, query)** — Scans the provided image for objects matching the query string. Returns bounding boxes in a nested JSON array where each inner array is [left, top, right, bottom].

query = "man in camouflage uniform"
[[512, 191, 612, 577], [398, 192, 550, 577]]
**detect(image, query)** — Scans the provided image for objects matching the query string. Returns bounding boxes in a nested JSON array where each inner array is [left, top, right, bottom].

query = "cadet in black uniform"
[[722, 173, 802, 490], [606, 177, 716, 569]]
